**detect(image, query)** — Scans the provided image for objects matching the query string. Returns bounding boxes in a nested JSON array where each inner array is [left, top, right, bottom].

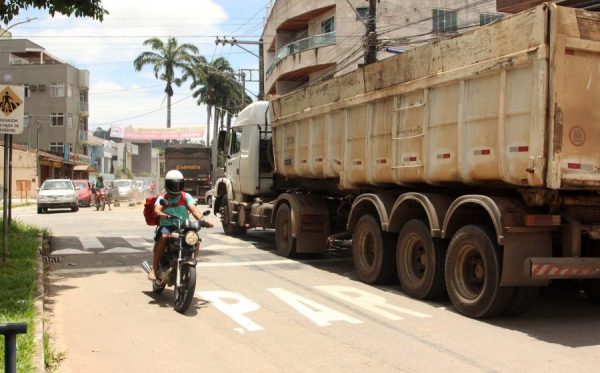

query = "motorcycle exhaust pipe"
[[141, 261, 151, 274]]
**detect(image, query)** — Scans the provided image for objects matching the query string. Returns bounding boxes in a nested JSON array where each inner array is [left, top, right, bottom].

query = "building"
[[497, 0, 600, 13], [263, 0, 501, 95], [0, 38, 91, 181]]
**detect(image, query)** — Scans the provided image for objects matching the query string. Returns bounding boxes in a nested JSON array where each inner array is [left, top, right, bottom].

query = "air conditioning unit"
[[37, 84, 46, 91], [29, 85, 37, 91]]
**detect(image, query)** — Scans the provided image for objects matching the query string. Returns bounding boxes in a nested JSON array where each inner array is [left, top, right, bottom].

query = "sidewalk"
[[0, 198, 34, 207]]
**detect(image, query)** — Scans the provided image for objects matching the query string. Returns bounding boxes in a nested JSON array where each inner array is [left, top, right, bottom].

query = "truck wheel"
[[445, 225, 513, 318], [582, 279, 600, 305], [275, 204, 296, 257], [353, 215, 396, 284], [221, 197, 246, 236], [504, 286, 539, 316], [396, 219, 446, 300]]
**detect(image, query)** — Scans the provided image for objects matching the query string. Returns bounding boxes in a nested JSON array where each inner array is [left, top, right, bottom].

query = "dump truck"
[[164, 144, 212, 202], [213, 3, 600, 318]]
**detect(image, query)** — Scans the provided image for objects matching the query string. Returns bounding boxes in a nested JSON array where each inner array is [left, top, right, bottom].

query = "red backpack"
[[143, 192, 187, 226]]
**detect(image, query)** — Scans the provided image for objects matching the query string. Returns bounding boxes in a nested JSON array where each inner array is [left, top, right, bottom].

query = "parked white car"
[[37, 179, 78, 214], [115, 179, 143, 204]]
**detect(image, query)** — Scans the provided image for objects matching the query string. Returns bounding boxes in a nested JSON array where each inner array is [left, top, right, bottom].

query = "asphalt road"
[[12, 203, 600, 372]]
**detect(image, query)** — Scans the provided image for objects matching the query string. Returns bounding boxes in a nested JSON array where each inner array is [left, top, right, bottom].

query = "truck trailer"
[[213, 3, 600, 318], [164, 144, 212, 202]]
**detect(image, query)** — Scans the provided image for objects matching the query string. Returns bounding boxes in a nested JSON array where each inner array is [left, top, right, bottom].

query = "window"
[[67, 84, 72, 97], [321, 17, 335, 34], [50, 142, 64, 153], [66, 113, 73, 128], [433, 8, 457, 33], [480, 12, 504, 25], [355, 7, 369, 20], [50, 112, 64, 127], [50, 83, 65, 97], [230, 128, 242, 154], [24, 113, 29, 128], [24, 85, 30, 98]]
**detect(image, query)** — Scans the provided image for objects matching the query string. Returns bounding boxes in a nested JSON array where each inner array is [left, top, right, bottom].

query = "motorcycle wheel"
[[174, 265, 196, 314]]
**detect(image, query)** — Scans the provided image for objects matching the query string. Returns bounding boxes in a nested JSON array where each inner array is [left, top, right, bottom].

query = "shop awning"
[[73, 164, 95, 172]]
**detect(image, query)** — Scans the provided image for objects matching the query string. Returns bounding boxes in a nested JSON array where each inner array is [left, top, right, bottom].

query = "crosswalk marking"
[[52, 248, 92, 255], [123, 236, 152, 248], [79, 237, 104, 250], [101, 247, 145, 254]]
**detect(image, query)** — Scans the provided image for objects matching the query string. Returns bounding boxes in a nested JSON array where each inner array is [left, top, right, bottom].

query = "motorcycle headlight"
[[184, 231, 199, 246]]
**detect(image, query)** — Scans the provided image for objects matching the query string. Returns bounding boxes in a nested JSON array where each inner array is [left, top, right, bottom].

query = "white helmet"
[[165, 170, 184, 194]]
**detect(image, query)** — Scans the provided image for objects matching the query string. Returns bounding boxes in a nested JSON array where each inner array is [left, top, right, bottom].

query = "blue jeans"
[[154, 226, 175, 241]]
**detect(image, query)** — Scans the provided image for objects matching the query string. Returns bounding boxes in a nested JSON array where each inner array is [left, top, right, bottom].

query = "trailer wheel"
[[275, 204, 296, 257], [504, 286, 539, 316], [396, 219, 446, 300], [221, 197, 246, 236], [352, 215, 396, 284], [582, 279, 600, 305], [445, 225, 513, 318]]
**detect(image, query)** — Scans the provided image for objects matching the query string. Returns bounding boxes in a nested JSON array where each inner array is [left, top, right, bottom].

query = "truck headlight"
[[184, 231, 199, 246]]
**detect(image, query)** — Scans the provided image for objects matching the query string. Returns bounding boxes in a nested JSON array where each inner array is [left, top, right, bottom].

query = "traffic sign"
[[0, 85, 24, 134]]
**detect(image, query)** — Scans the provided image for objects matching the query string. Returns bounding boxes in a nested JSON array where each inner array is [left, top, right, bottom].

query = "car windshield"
[[115, 181, 131, 187], [73, 181, 87, 189], [41, 180, 73, 190]]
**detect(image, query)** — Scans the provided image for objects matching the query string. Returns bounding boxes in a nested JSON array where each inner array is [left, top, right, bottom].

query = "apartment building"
[[263, 0, 500, 95], [0, 38, 90, 157]]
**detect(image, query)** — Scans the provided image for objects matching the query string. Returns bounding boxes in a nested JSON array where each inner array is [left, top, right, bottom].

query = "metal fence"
[[266, 32, 336, 78]]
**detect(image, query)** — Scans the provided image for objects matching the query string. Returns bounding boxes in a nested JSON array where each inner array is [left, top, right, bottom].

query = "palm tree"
[[187, 57, 238, 145], [133, 37, 198, 129]]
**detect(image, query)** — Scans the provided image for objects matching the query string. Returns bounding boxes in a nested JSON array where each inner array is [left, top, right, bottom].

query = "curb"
[[34, 232, 45, 372]]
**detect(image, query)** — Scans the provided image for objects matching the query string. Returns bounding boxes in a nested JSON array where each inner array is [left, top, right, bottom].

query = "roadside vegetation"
[[0, 220, 48, 371]]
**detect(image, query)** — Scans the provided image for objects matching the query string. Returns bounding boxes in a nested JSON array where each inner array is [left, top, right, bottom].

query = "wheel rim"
[[403, 234, 427, 283], [455, 244, 485, 300]]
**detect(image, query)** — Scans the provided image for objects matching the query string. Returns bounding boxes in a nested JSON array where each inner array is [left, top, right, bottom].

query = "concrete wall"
[[0, 146, 39, 198]]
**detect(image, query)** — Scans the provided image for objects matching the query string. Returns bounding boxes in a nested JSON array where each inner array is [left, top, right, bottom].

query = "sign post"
[[0, 85, 24, 265]]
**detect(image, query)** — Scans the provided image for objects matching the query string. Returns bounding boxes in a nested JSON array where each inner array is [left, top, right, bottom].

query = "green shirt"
[[155, 193, 195, 226]]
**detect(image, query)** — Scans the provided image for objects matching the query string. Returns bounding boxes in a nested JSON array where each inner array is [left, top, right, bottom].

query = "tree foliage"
[[0, 0, 108, 24]]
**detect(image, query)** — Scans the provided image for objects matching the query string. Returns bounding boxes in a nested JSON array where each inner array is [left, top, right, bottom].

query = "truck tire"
[[353, 215, 396, 284], [504, 286, 539, 316], [275, 204, 296, 257], [221, 197, 246, 236], [445, 225, 513, 318], [396, 219, 446, 300], [582, 279, 600, 305]]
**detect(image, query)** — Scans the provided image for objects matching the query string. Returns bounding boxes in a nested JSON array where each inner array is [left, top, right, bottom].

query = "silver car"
[[37, 179, 78, 214], [115, 179, 142, 203]]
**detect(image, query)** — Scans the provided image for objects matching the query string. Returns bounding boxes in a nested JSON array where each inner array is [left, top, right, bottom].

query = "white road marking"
[[316, 285, 432, 319], [198, 291, 264, 332], [79, 237, 104, 250], [51, 248, 92, 255], [100, 247, 145, 254], [268, 288, 363, 327], [201, 244, 248, 251], [123, 236, 152, 248], [197, 259, 293, 267]]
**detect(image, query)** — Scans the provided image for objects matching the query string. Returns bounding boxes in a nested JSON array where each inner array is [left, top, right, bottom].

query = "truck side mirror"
[[217, 130, 227, 153]]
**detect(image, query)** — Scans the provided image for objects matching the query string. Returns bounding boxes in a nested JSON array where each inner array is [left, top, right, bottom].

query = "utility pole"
[[215, 37, 264, 99], [364, 0, 378, 65]]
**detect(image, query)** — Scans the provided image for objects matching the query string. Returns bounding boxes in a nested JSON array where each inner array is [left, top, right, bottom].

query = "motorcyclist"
[[148, 169, 213, 281], [92, 175, 111, 210]]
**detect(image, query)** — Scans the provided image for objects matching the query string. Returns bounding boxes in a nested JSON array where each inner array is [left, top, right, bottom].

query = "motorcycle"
[[142, 209, 212, 313], [94, 187, 107, 211]]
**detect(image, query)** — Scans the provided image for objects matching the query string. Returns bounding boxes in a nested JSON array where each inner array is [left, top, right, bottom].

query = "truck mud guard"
[[388, 192, 451, 237], [347, 193, 396, 232]]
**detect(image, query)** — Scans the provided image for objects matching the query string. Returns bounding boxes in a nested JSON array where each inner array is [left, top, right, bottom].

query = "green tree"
[[0, 0, 108, 24], [133, 37, 198, 129], [187, 57, 241, 145]]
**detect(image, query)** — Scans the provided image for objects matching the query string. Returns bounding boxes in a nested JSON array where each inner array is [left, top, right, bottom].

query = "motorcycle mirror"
[[159, 199, 168, 207], [203, 210, 211, 216]]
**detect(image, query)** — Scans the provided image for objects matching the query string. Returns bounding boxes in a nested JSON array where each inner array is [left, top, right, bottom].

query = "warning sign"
[[0, 85, 24, 135]]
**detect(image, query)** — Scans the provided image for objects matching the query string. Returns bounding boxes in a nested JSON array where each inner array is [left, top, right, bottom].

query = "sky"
[[8, 0, 270, 134]]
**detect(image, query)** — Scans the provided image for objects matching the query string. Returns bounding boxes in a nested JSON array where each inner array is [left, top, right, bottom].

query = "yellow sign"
[[176, 165, 201, 170], [0, 85, 24, 134]]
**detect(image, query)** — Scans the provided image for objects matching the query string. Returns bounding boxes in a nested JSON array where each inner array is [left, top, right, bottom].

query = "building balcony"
[[266, 32, 336, 78]]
